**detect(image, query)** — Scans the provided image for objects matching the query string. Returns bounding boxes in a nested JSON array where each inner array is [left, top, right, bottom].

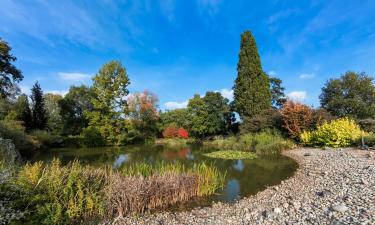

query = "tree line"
[[1, 31, 375, 150]]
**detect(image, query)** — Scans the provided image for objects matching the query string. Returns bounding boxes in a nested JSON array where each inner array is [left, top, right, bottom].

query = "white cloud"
[[269, 70, 277, 76], [287, 91, 307, 102], [58, 72, 91, 82], [218, 88, 233, 101], [299, 73, 315, 79], [164, 101, 188, 110], [45, 90, 68, 96]]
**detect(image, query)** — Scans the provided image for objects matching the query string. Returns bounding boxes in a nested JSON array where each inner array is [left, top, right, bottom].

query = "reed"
[[2, 159, 226, 223]]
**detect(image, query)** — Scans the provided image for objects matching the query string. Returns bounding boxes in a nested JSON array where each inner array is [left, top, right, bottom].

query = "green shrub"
[[0, 120, 41, 157], [80, 127, 105, 147], [204, 130, 294, 156], [61, 136, 84, 148], [358, 118, 375, 132], [8, 159, 108, 224], [361, 133, 375, 147], [116, 129, 145, 145], [30, 130, 63, 147], [300, 118, 364, 147]]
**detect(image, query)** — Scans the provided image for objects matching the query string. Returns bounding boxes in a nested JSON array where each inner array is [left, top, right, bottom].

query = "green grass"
[[203, 150, 258, 160]]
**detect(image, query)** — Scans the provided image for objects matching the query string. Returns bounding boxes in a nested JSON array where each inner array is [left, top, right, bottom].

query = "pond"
[[33, 144, 298, 210]]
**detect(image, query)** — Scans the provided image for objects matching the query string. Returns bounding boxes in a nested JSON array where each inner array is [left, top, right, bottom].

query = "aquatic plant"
[[2, 159, 226, 223], [203, 150, 257, 160], [204, 130, 295, 156]]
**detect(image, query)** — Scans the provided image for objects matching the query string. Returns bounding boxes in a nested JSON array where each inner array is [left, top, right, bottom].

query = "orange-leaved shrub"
[[162, 124, 189, 139]]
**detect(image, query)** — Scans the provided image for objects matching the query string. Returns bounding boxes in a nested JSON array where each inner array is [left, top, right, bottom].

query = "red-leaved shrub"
[[177, 128, 189, 139]]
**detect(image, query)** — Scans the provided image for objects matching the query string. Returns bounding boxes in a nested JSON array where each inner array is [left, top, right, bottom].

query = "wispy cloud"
[[268, 70, 277, 76], [164, 100, 188, 110], [287, 91, 307, 102], [299, 73, 315, 79], [45, 90, 69, 96], [58, 72, 91, 82], [159, 0, 175, 22], [217, 88, 233, 101]]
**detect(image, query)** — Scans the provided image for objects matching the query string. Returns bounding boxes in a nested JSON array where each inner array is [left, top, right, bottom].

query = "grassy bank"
[[203, 130, 295, 156], [0, 159, 225, 224]]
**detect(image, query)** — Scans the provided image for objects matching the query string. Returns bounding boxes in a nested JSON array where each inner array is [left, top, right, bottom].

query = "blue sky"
[[1, 0, 375, 110]]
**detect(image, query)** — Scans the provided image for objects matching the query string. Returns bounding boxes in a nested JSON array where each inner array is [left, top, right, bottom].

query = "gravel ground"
[[116, 148, 375, 225]]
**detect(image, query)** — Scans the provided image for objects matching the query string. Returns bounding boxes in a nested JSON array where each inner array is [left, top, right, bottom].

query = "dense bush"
[[358, 118, 375, 132], [80, 127, 105, 147], [0, 120, 41, 157], [162, 124, 189, 139], [240, 108, 283, 133], [30, 130, 63, 147], [360, 133, 375, 147], [178, 128, 189, 139], [204, 130, 295, 156], [300, 118, 364, 147]]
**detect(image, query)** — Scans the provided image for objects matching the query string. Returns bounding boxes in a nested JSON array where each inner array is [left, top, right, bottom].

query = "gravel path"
[[117, 148, 375, 225]]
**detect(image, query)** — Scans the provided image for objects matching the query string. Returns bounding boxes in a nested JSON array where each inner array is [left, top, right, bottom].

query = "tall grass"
[[204, 130, 295, 156], [1, 159, 226, 224]]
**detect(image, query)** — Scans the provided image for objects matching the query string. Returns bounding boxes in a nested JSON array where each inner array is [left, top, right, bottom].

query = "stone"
[[332, 204, 349, 213], [274, 207, 282, 214]]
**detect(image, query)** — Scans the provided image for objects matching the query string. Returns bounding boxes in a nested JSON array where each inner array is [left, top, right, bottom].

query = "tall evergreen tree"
[[233, 31, 271, 118], [30, 82, 48, 130], [15, 94, 32, 130], [270, 77, 286, 108]]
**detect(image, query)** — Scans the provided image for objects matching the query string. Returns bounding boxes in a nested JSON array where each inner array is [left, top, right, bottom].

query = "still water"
[[34, 144, 297, 208]]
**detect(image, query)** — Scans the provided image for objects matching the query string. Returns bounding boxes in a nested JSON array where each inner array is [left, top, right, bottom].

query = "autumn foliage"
[[178, 127, 189, 139], [163, 124, 189, 139], [280, 100, 315, 139]]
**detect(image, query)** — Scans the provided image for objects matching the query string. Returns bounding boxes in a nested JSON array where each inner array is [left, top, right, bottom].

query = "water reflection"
[[222, 179, 240, 202], [113, 154, 129, 168], [34, 144, 297, 206], [233, 160, 244, 171]]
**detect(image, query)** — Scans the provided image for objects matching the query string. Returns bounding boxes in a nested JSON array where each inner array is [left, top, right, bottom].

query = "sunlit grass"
[[203, 150, 258, 160]]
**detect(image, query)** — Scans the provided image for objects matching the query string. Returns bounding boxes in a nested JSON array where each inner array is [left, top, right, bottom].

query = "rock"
[[317, 190, 331, 197], [274, 207, 282, 214], [304, 153, 311, 157], [332, 204, 349, 213]]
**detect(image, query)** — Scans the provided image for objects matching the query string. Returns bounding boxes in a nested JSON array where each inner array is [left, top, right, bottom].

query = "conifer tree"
[[30, 82, 48, 130], [233, 30, 271, 118], [15, 94, 32, 130]]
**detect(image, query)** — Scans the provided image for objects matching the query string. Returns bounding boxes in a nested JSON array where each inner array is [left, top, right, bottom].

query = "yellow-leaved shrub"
[[300, 118, 364, 147]]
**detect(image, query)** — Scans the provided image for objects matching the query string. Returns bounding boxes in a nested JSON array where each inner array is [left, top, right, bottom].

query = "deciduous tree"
[[320, 71, 375, 119], [0, 38, 23, 99]]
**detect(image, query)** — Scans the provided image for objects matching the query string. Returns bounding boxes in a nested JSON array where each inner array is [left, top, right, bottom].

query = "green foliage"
[[0, 120, 41, 157], [80, 127, 105, 147], [86, 61, 130, 144], [0, 38, 23, 99], [59, 85, 95, 136], [269, 77, 286, 108], [240, 108, 283, 133], [14, 94, 32, 130], [156, 138, 188, 148], [126, 90, 159, 140], [188, 92, 233, 138], [204, 130, 294, 156], [320, 71, 375, 119], [9, 159, 107, 224], [31, 82, 48, 130], [203, 150, 257, 160], [159, 108, 190, 131], [362, 133, 375, 147], [30, 130, 63, 147], [233, 30, 271, 118], [358, 118, 375, 132], [44, 93, 63, 133], [300, 118, 364, 147]]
